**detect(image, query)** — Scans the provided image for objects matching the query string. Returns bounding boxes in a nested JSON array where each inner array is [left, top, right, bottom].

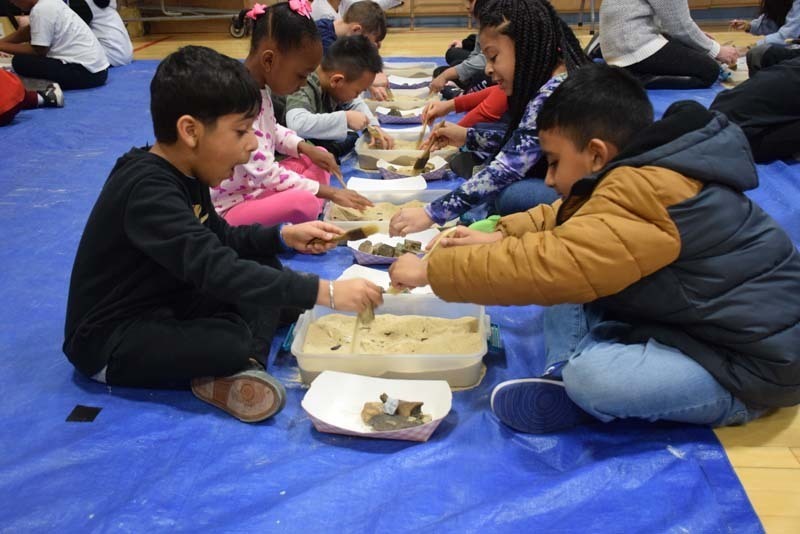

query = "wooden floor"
[[134, 24, 796, 534]]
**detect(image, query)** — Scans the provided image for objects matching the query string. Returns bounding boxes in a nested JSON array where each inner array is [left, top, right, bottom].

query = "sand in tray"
[[384, 140, 422, 150], [303, 314, 483, 355], [329, 200, 426, 222]]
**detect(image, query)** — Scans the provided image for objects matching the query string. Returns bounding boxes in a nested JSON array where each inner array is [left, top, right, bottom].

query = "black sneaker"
[[440, 85, 463, 100], [38, 83, 64, 108], [490, 377, 594, 433]]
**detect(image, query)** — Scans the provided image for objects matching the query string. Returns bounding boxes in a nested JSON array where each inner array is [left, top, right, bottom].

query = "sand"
[[303, 314, 482, 355], [328, 200, 426, 221]]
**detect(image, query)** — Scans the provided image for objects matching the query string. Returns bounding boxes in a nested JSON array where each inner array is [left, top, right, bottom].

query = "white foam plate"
[[301, 371, 452, 442], [346, 175, 427, 191]]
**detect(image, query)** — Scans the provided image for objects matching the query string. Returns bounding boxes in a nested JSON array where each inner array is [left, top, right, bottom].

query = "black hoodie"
[[63, 148, 319, 376]]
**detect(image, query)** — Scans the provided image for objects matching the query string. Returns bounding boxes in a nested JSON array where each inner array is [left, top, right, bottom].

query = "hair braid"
[[478, 0, 589, 150]]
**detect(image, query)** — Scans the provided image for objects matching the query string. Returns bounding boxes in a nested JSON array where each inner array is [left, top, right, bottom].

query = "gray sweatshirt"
[[599, 0, 720, 67]]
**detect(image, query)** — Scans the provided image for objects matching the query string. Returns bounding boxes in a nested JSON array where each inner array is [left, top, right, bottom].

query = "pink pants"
[[224, 155, 330, 227]]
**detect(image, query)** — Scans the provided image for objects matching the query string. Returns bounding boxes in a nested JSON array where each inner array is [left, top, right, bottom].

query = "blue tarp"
[[0, 59, 786, 532]]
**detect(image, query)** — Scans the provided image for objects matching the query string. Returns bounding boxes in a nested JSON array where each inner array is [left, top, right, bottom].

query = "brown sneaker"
[[191, 368, 286, 423]]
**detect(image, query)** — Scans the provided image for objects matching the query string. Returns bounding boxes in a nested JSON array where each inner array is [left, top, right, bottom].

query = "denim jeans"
[[542, 304, 760, 427], [494, 178, 559, 216]]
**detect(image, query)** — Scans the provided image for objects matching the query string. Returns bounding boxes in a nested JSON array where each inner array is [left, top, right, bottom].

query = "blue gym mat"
[[2, 59, 790, 532]]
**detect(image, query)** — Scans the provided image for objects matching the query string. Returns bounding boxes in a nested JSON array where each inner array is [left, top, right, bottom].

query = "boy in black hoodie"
[[63, 46, 382, 423]]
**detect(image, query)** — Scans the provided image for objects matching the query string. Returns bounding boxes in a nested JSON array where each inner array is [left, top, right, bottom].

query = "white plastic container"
[[291, 294, 490, 388], [354, 127, 457, 171], [364, 95, 432, 114], [322, 189, 450, 232]]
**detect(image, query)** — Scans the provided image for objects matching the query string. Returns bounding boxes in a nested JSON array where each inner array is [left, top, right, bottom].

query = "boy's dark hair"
[[246, 1, 320, 53], [150, 46, 261, 144], [538, 63, 654, 150], [477, 0, 590, 150], [343, 1, 387, 42], [321, 35, 383, 81]]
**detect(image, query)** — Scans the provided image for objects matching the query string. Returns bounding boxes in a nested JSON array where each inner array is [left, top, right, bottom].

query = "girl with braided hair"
[[212, 1, 372, 228], [389, 0, 589, 237]]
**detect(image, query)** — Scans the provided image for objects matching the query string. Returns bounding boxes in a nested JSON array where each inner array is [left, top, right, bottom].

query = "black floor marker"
[[66, 405, 102, 422]]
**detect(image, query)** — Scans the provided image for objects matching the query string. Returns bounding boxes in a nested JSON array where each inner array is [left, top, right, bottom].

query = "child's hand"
[[300, 143, 341, 176], [421, 121, 467, 150], [449, 39, 462, 48], [429, 73, 450, 94], [345, 110, 370, 131], [426, 226, 503, 249], [388, 254, 429, 290], [729, 19, 750, 31], [369, 86, 390, 101], [421, 100, 455, 124], [330, 188, 374, 211], [389, 207, 434, 236], [281, 221, 344, 254], [324, 279, 384, 313], [368, 127, 395, 149]]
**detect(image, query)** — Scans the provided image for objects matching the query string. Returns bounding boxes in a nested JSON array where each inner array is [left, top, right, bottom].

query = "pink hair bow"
[[289, 0, 312, 19], [245, 3, 267, 20]]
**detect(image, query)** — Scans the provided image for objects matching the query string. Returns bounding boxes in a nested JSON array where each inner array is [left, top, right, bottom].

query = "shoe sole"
[[191, 372, 286, 423], [490, 378, 590, 434]]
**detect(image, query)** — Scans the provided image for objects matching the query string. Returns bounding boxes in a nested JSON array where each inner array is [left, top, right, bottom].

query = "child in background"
[[73, 0, 134, 67], [731, 0, 799, 46], [0, 0, 109, 89], [711, 54, 800, 162], [212, 1, 372, 228], [390, 64, 800, 434], [63, 46, 383, 423], [315, 0, 387, 52], [311, 0, 401, 22], [390, 0, 588, 236], [68, 0, 133, 66], [430, 0, 491, 98], [313, 1, 390, 102], [284, 35, 393, 162], [0, 69, 62, 125]]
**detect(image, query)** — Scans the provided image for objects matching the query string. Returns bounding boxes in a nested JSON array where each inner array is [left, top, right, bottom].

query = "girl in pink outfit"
[[212, 1, 371, 227]]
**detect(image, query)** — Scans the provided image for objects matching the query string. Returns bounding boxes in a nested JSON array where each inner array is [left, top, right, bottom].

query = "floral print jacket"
[[425, 73, 567, 224]]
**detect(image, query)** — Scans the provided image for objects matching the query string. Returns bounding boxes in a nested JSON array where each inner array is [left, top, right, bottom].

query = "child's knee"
[[281, 190, 323, 223], [561, 350, 636, 419]]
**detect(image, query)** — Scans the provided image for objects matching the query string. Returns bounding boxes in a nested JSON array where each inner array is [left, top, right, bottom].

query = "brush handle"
[[422, 226, 459, 260], [416, 119, 429, 149], [332, 169, 347, 189]]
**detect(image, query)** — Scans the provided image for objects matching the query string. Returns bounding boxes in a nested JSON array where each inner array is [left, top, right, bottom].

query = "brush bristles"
[[343, 224, 379, 242]]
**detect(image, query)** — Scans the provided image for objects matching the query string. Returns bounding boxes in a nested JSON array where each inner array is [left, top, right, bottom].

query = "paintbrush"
[[307, 224, 379, 247], [413, 120, 444, 171], [416, 116, 429, 149], [422, 226, 459, 260], [332, 169, 347, 189]]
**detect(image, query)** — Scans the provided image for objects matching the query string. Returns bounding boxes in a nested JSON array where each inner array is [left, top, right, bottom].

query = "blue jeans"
[[542, 304, 760, 427], [495, 178, 559, 216]]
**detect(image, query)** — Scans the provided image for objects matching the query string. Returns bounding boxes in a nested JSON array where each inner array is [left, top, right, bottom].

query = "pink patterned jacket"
[[211, 87, 319, 215]]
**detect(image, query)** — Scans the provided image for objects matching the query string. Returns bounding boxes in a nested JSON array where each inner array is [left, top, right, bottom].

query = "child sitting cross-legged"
[[283, 34, 394, 161], [389, 63, 800, 434], [63, 46, 383, 423]]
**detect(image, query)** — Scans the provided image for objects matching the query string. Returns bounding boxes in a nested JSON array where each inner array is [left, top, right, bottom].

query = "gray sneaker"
[[38, 83, 64, 108]]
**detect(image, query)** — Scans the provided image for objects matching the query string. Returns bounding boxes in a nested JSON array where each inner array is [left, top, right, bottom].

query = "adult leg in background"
[[626, 38, 719, 89]]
